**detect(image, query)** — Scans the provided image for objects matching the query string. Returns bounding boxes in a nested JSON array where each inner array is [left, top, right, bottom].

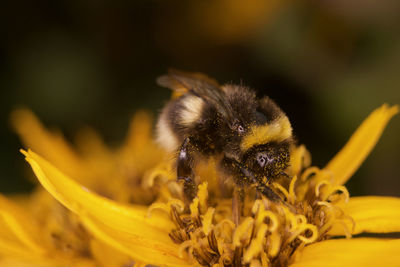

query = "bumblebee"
[[156, 70, 293, 203]]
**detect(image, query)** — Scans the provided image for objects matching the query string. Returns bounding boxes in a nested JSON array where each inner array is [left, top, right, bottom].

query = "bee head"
[[243, 142, 291, 179]]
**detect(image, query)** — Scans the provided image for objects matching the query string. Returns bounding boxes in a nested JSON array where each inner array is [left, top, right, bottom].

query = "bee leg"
[[232, 187, 245, 225], [177, 137, 197, 203], [256, 183, 282, 202], [221, 156, 257, 185], [221, 157, 283, 203], [221, 157, 250, 223], [279, 171, 291, 180]]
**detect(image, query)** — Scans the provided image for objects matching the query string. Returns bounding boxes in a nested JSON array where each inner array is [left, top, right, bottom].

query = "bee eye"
[[256, 153, 266, 167], [257, 156, 266, 167], [256, 152, 273, 168], [231, 120, 246, 134], [237, 125, 245, 134]]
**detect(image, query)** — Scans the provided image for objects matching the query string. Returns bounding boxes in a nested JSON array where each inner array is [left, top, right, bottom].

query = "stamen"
[[297, 225, 318, 243], [267, 231, 281, 257], [190, 227, 205, 241], [295, 214, 307, 226], [243, 224, 268, 263], [325, 185, 350, 203], [202, 208, 215, 235], [171, 206, 185, 228], [169, 229, 188, 243], [207, 230, 219, 253], [233, 217, 254, 247], [282, 206, 298, 231], [272, 182, 289, 200], [332, 214, 355, 239], [197, 182, 209, 213], [315, 180, 329, 199], [193, 247, 209, 266], [165, 180, 184, 198], [333, 220, 354, 239], [147, 198, 185, 217], [178, 240, 194, 259], [221, 253, 233, 266], [215, 219, 236, 241], [190, 198, 200, 218], [287, 224, 318, 244], [336, 221, 352, 239], [147, 203, 169, 216], [300, 166, 320, 182], [316, 201, 333, 208], [249, 259, 262, 267], [260, 251, 269, 267], [194, 240, 216, 264], [316, 201, 335, 235], [251, 199, 264, 215], [233, 247, 243, 266], [288, 175, 298, 204], [256, 211, 278, 233], [142, 162, 173, 188]]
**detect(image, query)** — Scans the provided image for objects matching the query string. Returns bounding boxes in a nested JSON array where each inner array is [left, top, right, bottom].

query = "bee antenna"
[[280, 172, 291, 180]]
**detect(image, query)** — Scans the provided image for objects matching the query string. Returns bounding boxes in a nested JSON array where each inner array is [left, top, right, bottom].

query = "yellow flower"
[[3, 104, 400, 266]]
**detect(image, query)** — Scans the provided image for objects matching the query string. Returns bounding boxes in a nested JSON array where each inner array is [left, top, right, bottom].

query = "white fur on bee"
[[180, 95, 204, 126], [156, 112, 179, 152]]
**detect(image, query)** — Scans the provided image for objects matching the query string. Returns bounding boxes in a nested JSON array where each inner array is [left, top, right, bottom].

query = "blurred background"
[[1, 0, 399, 196]]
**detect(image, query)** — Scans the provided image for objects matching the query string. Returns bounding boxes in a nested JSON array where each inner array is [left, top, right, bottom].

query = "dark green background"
[[1, 1, 399, 197]]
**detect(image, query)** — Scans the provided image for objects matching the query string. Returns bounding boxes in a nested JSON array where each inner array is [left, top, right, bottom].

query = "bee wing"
[[157, 69, 233, 120], [157, 69, 219, 93]]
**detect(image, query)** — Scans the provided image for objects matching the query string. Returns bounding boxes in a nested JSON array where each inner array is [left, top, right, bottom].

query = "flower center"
[[148, 163, 353, 267]]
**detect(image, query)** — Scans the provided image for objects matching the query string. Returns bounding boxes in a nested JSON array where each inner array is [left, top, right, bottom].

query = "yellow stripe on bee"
[[241, 116, 292, 151]]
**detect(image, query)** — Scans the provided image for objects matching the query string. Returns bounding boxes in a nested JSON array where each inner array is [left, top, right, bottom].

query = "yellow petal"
[[11, 109, 87, 181], [290, 238, 400, 267], [120, 111, 154, 151], [90, 239, 132, 267], [289, 145, 311, 176], [0, 195, 46, 259], [0, 258, 96, 267], [82, 215, 193, 266], [0, 195, 97, 265], [324, 104, 398, 185], [22, 149, 191, 266], [74, 126, 114, 165], [116, 111, 163, 174], [329, 196, 400, 236]]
